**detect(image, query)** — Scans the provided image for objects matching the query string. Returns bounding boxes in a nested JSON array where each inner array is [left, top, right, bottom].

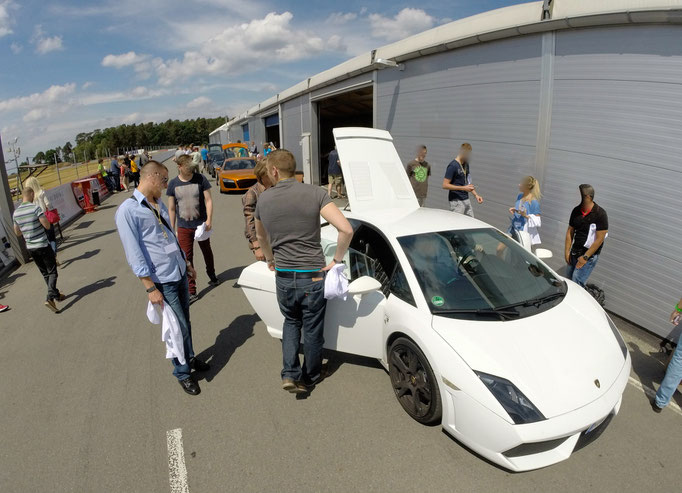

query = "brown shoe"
[[44, 300, 58, 313], [282, 378, 307, 394], [57, 293, 66, 302]]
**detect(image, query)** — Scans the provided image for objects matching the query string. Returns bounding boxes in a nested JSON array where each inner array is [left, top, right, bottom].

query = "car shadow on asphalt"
[[194, 313, 258, 383], [629, 342, 682, 408], [57, 276, 117, 313], [296, 350, 384, 400], [59, 249, 101, 269]]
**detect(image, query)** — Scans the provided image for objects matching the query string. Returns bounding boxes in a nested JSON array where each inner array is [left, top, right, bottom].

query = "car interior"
[[321, 221, 414, 304]]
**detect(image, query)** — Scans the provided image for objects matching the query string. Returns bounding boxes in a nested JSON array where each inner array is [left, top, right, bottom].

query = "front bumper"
[[441, 353, 631, 472], [221, 178, 256, 190]]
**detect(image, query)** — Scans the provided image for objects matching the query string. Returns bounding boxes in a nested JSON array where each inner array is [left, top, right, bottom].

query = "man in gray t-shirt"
[[255, 150, 353, 394]]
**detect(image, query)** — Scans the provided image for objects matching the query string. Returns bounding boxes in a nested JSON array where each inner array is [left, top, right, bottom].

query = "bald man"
[[115, 161, 209, 396]]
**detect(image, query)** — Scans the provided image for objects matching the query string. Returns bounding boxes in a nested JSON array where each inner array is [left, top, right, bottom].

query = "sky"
[[0, 0, 521, 163]]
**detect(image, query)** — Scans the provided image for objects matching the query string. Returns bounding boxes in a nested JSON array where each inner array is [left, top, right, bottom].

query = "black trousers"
[[30, 246, 60, 301]]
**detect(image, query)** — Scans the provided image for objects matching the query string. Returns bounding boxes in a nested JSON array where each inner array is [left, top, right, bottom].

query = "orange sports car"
[[217, 157, 258, 193]]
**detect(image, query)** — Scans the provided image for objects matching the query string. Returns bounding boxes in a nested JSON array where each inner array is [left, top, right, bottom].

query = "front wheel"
[[388, 337, 442, 425]]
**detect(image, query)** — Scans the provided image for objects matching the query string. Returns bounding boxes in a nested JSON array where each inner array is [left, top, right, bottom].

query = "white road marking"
[[167, 428, 190, 493], [627, 376, 682, 417]]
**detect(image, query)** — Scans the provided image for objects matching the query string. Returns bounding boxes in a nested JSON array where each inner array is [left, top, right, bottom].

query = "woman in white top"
[[23, 177, 59, 261]]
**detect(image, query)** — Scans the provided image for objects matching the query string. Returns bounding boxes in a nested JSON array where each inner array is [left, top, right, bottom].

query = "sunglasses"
[[153, 172, 169, 184]]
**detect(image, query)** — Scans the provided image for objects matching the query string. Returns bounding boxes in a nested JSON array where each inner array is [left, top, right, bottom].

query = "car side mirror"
[[348, 276, 382, 296], [535, 248, 553, 259]]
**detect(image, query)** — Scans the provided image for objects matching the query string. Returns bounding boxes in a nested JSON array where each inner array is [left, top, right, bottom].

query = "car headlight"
[[606, 314, 628, 360], [475, 371, 546, 424], [223, 179, 235, 183]]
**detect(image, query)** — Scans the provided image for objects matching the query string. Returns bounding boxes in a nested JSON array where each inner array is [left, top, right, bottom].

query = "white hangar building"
[[209, 0, 682, 339]]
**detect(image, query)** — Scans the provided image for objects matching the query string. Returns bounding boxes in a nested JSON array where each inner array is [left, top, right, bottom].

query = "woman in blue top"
[[509, 176, 542, 248]]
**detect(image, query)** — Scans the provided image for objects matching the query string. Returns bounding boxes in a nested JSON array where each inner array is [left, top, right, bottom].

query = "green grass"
[[7, 160, 106, 197]]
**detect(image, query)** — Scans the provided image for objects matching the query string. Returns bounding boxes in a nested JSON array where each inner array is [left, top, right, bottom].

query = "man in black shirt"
[[167, 154, 220, 301], [564, 184, 608, 287]]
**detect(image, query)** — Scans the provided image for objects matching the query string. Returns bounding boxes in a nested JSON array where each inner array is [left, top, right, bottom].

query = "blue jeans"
[[275, 274, 327, 382], [566, 254, 600, 287], [655, 330, 682, 408], [156, 274, 195, 381]]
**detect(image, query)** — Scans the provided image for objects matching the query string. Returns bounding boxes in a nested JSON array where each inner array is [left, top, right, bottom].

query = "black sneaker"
[[179, 378, 201, 395], [208, 277, 221, 287], [650, 399, 663, 414], [189, 293, 200, 304], [303, 368, 329, 389], [191, 357, 210, 372]]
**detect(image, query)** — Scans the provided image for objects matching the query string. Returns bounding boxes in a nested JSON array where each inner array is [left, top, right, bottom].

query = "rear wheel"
[[388, 337, 442, 425]]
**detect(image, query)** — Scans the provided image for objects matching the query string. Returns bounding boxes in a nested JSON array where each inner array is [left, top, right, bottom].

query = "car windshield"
[[224, 147, 248, 158], [223, 159, 255, 170], [398, 228, 566, 320]]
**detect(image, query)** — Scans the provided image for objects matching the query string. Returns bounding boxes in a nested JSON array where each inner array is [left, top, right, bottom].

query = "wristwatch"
[[582, 255, 590, 261], [332, 258, 345, 264], [146, 286, 158, 293]]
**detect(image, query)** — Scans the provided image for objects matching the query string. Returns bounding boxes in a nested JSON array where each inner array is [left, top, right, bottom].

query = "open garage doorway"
[[263, 114, 280, 149], [316, 86, 373, 185]]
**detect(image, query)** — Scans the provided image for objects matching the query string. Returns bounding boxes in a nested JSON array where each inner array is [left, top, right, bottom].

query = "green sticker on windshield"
[[431, 296, 444, 307]]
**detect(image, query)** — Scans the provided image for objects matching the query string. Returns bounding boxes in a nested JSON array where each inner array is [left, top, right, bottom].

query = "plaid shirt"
[[241, 182, 266, 250]]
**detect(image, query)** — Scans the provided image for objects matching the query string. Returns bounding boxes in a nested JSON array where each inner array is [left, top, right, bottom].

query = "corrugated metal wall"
[[281, 96, 304, 169], [376, 34, 543, 230], [542, 25, 682, 340]]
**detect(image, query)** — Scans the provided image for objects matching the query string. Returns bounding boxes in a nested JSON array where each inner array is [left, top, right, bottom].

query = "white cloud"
[[155, 12, 329, 86], [101, 51, 157, 80], [122, 112, 141, 124], [326, 12, 357, 25], [31, 25, 64, 54], [10, 41, 21, 54], [79, 85, 168, 106], [101, 51, 149, 68], [186, 96, 212, 108], [0, 83, 76, 113], [81, 81, 94, 89], [369, 8, 435, 42], [0, 0, 15, 37]]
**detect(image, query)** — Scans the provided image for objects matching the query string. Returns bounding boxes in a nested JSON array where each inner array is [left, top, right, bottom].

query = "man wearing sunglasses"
[[115, 160, 209, 396]]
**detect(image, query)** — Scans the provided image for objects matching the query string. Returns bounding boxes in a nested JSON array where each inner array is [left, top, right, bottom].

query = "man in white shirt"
[[191, 147, 203, 172], [173, 146, 184, 163]]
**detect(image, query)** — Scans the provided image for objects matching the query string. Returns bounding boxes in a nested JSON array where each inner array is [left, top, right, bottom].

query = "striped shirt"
[[13, 202, 49, 249]]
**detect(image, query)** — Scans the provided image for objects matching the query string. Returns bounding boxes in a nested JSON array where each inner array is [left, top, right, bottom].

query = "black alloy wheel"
[[388, 337, 442, 425]]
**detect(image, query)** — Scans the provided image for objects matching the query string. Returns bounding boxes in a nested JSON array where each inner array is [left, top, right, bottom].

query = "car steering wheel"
[[458, 251, 476, 270]]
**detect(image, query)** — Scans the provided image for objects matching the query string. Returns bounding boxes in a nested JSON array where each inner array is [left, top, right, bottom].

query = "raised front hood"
[[432, 283, 628, 419], [333, 128, 419, 214]]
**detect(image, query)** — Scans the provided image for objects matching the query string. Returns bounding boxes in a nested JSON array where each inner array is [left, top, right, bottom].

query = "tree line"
[[28, 116, 227, 165]]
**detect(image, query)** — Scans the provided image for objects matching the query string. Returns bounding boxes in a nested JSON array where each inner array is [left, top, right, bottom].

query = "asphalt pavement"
[[0, 154, 679, 492]]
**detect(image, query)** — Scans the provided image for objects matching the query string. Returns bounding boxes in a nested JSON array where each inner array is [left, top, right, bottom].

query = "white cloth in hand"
[[146, 301, 186, 365], [324, 263, 349, 300], [194, 222, 213, 242]]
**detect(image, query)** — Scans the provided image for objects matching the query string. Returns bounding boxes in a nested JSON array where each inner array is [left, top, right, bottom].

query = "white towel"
[[194, 222, 213, 242], [146, 301, 186, 365], [324, 263, 349, 300], [583, 223, 608, 248]]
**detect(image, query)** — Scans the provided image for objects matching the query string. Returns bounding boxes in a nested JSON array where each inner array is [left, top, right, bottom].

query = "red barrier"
[[89, 173, 111, 199], [71, 178, 99, 213]]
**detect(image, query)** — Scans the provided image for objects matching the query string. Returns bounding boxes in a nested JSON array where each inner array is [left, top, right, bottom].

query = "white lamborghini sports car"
[[238, 128, 631, 472]]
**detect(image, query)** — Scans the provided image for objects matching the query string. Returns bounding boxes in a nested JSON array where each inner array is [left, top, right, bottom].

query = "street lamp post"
[[0, 133, 30, 263], [7, 137, 22, 191]]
